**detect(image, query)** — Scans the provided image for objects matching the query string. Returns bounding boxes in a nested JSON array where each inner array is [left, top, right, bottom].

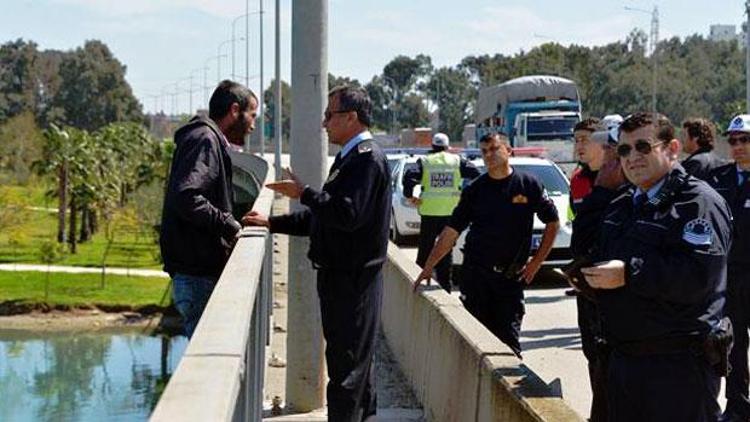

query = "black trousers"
[[727, 268, 750, 418], [317, 265, 383, 422], [460, 264, 525, 357], [607, 350, 720, 422], [577, 296, 609, 422], [416, 215, 452, 292]]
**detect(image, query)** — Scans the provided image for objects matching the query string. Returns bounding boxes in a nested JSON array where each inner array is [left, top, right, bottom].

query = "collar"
[[633, 177, 666, 204], [686, 147, 713, 161], [339, 130, 373, 158]]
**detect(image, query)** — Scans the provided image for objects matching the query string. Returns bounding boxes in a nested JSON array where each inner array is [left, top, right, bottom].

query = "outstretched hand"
[[266, 167, 306, 199]]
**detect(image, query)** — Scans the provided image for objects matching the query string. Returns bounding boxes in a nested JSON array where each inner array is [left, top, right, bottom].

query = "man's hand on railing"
[[412, 267, 434, 292], [241, 211, 270, 228]]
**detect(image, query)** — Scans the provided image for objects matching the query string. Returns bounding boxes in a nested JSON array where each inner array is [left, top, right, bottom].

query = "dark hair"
[[208, 80, 257, 121], [620, 112, 674, 143], [574, 117, 600, 132], [479, 132, 508, 144], [329, 85, 372, 127], [682, 118, 716, 150]]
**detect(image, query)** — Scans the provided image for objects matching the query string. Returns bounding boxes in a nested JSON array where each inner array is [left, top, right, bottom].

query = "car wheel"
[[390, 210, 405, 245]]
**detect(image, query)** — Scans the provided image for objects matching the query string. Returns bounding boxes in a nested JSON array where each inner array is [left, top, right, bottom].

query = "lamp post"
[[217, 39, 234, 82], [232, 12, 261, 80], [204, 55, 227, 104]]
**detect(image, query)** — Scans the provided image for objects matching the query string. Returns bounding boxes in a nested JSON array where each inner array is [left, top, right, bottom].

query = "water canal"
[[0, 328, 187, 421]]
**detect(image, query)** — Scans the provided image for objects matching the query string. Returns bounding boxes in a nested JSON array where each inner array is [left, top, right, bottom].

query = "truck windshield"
[[526, 117, 577, 141]]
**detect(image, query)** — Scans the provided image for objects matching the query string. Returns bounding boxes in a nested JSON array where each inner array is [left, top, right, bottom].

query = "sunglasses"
[[616, 139, 665, 158], [728, 136, 750, 146], [323, 109, 352, 121]]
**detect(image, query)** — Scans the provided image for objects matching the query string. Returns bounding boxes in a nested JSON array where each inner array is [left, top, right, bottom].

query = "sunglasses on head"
[[728, 135, 750, 146], [616, 139, 665, 158]]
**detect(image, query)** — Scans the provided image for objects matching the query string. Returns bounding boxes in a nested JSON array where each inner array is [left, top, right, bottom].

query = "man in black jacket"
[[244, 85, 390, 422], [709, 114, 750, 422], [681, 117, 725, 180], [160, 80, 258, 338]]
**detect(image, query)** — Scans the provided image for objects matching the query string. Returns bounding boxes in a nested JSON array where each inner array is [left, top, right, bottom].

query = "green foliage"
[[52, 40, 143, 131], [263, 78, 291, 140], [0, 270, 168, 308], [0, 112, 44, 183]]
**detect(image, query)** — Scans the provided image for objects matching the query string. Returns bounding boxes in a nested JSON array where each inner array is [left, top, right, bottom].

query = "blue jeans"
[[172, 273, 217, 338]]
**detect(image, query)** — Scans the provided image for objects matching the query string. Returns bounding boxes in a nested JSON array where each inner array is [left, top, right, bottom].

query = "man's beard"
[[226, 117, 249, 145]]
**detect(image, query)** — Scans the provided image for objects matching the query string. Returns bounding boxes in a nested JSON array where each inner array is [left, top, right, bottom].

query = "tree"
[[263, 78, 291, 141], [0, 39, 40, 123], [423, 67, 474, 142], [52, 40, 143, 131], [35, 124, 73, 243], [0, 111, 43, 183]]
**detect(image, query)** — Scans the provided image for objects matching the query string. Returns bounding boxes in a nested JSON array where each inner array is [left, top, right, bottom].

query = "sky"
[[1, 0, 747, 114]]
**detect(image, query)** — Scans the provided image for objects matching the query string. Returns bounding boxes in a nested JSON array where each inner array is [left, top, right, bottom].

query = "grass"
[[0, 271, 170, 308], [0, 207, 162, 269], [0, 184, 51, 208]]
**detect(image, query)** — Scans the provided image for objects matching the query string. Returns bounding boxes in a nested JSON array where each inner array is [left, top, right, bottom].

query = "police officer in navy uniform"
[[710, 114, 750, 422], [244, 85, 390, 422], [412, 132, 559, 357], [681, 117, 725, 181], [402, 132, 480, 292], [582, 112, 733, 422]]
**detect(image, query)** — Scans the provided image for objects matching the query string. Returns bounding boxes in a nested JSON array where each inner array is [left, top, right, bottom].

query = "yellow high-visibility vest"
[[419, 152, 462, 216]]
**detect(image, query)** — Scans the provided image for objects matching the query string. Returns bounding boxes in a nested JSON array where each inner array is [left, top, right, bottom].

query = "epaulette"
[[357, 141, 373, 154]]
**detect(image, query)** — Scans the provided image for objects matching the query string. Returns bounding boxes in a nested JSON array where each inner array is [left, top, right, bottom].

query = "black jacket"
[[710, 163, 750, 268], [269, 139, 391, 270], [681, 148, 725, 181], [160, 116, 242, 278], [595, 165, 732, 345]]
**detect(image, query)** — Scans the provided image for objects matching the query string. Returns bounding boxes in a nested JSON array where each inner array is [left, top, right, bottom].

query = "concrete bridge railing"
[[382, 244, 585, 422], [150, 167, 275, 422]]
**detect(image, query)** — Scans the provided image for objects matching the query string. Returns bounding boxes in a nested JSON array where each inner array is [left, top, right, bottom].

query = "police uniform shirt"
[[448, 169, 559, 268], [269, 135, 392, 270], [597, 166, 732, 345], [710, 163, 750, 268]]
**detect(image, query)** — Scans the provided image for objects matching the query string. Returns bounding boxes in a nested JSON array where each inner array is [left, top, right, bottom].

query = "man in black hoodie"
[[681, 118, 725, 181], [160, 80, 258, 338]]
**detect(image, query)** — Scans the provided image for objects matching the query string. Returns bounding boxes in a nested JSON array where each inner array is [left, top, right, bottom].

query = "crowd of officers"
[[409, 111, 750, 422]]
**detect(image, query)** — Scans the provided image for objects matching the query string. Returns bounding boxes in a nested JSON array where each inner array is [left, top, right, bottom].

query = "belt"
[[613, 335, 703, 357]]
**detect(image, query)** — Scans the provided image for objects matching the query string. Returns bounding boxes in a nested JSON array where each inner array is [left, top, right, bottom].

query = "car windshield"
[[526, 117, 577, 141], [474, 163, 569, 196]]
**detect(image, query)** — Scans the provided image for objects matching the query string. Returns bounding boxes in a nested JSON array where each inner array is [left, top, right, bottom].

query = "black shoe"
[[719, 410, 748, 422], [565, 289, 577, 297]]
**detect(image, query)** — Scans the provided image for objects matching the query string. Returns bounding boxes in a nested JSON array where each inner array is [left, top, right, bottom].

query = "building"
[[709, 24, 737, 42]]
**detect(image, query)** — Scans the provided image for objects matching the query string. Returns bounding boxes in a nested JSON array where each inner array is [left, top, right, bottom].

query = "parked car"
[[451, 156, 573, 268], [389, 156, 423, 244]]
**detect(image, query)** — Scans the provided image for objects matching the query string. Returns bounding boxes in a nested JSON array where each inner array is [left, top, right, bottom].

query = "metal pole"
[[287, 0, 327, 410], [259, 0, 266, 156], [746, 1, 750, 112], [274, 0, 282, 180], [246, 0, 251, 152], [651, 6, 659, 115]]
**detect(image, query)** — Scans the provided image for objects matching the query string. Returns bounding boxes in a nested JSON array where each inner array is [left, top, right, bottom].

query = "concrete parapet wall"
[[382, 243, 583, 422]]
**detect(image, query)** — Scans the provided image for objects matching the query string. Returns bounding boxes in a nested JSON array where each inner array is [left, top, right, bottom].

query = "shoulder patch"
[[357, 141, 373, 154], [512, 194, 529, 204], [682, 218, 713, 246]]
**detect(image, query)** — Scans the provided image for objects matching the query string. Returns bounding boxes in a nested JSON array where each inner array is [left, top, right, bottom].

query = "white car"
[[389, 156, 423, 245], [452, 156, 573, 268]]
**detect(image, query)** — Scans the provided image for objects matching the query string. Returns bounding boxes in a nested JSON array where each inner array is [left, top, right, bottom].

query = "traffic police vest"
[[419, 151, 462, 216]]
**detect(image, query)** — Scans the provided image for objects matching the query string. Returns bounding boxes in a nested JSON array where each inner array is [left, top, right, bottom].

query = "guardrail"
[[382, 243, 585, 422], [150, 166, 275, 422]]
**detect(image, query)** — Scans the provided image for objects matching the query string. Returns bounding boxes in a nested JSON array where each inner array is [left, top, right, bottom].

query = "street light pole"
[[259, 0, 266, 156], [381, 75, 398, 136], [746, 1, 750, 112], [274, 0, 282, 179], [217, 40, 233, 82]]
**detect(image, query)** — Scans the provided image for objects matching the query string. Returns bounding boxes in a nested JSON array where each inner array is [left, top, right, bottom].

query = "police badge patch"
[[682, 218, 713, 246]]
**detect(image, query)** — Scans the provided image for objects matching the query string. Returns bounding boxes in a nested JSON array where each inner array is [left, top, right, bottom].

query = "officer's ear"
[[665, 138, 680, 160]]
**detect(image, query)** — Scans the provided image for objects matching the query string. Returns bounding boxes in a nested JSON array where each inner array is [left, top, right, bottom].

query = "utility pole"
[[650, 6, 659, 116], [259, 0, 266, 156], [274, 0, 282, 180], [287, 0, 327, 411], [246, 0, 251, 152], [746, 1, 750, 112]]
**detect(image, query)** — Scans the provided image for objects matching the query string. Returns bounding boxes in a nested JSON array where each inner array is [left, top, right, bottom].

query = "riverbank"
[[0, 309, 182, 332]]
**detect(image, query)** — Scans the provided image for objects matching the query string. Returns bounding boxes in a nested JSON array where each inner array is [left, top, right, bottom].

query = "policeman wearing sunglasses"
[[581, 112, 733, 422], [709, 114, 750, 422]]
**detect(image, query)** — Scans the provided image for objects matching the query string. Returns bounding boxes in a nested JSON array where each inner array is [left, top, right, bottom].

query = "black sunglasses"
[[728, 135, 750, 146], [616, 139, 665, 158], [323, 109, 352, 121]]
